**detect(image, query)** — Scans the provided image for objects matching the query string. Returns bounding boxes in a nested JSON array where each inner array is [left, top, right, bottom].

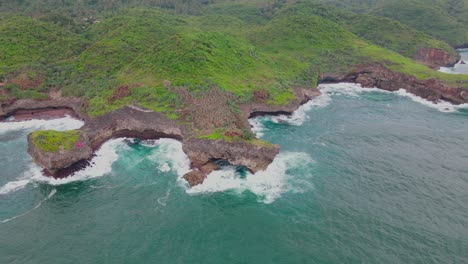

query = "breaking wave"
[[186, 152, 314, 204], [318, 83, 468, 113], [0, 115, 84, 134], [31, 138, 127, 185]]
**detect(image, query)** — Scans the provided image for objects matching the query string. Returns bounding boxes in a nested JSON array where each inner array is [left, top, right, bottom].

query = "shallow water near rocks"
[[439, 48, 468, 74], [1, 83, 468, 263]]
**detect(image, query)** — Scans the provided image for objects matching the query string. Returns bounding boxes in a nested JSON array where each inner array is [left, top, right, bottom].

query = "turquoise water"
[[1, 83, 468, 263]]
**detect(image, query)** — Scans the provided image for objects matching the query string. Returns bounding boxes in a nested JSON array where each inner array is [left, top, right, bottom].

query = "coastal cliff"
[[24, 105, 282, 186], [342, 64, 468, 104], [2, 64, 467, 187], [414, 48, 460, 69]]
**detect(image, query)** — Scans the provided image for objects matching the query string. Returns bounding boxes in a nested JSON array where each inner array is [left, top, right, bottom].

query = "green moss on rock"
[[31, 130, 81, 152]]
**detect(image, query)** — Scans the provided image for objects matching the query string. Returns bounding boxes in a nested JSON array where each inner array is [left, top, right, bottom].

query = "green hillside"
[[1, 1, 468, 138]]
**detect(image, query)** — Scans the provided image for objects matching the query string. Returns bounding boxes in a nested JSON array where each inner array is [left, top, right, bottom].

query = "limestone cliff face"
[[414, 48, 460, 69], [339, 64, 468, 104]]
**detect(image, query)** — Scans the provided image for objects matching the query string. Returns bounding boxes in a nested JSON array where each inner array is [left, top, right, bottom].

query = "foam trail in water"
[[0, 180, 30, 195], [0, 115, 84, 134], [318, 83, 468, 113], [31, 138, 127, 185], [186, 152, 314, 204], [0, 189, 56, 223]]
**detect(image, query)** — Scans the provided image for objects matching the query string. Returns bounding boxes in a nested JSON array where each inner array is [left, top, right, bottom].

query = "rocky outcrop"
[[26, 105, 281, 186], [28, 132, 93, 175], [183, 138, 279, 173], [335, 64, 468, 105], [414, 48, 460, 69], [240, 87, 320, 118], [0, 97, 85, 121], [27, 106, 184, 175]]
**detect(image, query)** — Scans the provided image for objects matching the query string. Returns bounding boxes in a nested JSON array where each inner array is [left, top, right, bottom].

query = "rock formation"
[[340, 64, 468, 104], [414, 47, 460, 69], [24, 105, 283, 186], [0, 97, 85, 121], [5, 64, 468, 187]]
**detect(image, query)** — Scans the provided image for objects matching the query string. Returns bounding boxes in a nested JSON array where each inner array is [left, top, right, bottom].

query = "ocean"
[[1, 83, 467, 263]]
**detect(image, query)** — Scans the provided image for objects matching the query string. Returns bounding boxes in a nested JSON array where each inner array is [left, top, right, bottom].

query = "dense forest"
[[1, 0, 468, 139]]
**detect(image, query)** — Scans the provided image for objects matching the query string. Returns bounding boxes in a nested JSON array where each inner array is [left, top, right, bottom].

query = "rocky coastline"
[[2, 63, 468, 186], [414, 47, 460, 69]]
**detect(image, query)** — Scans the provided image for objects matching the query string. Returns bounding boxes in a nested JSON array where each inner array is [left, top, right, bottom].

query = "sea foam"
[[318, 83, 468, 113], [186, 152, 314, 204], [0, 116, 85, 195], [0, 115, 84, 134], [31, 138, 127, 185]]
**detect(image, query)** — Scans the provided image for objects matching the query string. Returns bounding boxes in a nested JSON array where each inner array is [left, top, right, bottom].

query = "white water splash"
[[31, 138, 127, 185], [0, 115, 84, 134], [248, 91, 331, 137], [148, 139, 191, 177], [439, 49, 468, 75], [0, 180, 30, 195], [0, 116, 85, 195], [187, 152, 314, 204], [0, 189, 56, 223], [318, 82, 468, 113]]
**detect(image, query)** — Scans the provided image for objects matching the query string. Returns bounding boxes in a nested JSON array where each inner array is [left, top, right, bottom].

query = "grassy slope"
[[275, 2, 458, 58], [313, 0, 468, 46], [1, 4, 468, 141]]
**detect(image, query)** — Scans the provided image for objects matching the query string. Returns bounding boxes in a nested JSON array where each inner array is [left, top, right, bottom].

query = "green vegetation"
[[2, 0, 468, 141], [31, 130, 81, 152]]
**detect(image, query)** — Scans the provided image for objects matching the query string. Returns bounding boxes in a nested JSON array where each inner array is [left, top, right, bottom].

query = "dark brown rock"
[[461, 61, 466, 65], [339, 64, 468, 105], [183, 170, 207, 186], [200, 162, 221, 175], [182, 138, 279, 174]]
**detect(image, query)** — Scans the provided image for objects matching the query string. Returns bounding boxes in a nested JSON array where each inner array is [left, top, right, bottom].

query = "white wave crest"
[[31, 138, 126, 185], [318, 82, 468, 113], [148, 138, 191, 177], [0, 180, 30, 195], [394, 89, 468, 112], [248, 92, 332, 135], [186, 152, 314, 204], [248, 118, 266, 138], [0, 115, 84, 134]]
